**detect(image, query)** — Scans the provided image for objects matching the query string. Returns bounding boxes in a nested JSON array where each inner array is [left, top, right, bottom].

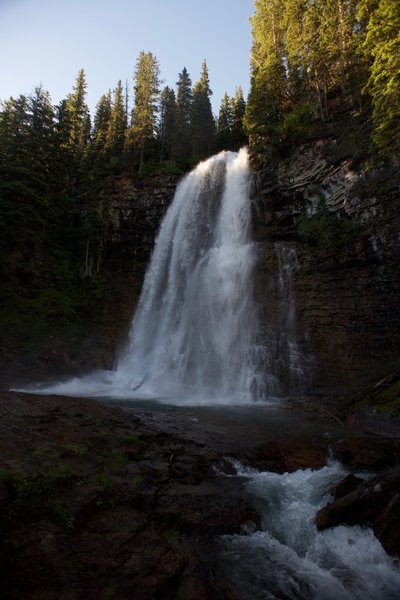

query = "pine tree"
[[302, 0, 330, 119], [281, 0, 307, 106], [191, 60, 215, 159], [174, 67, 193, 163], [230, 87, 248, 150], [92, 91, 112, 154], [107, 80, 126, 155], [245, 0, 287, 140], [0, 89, 56, 259], [216, 92, 232, 151], [64, 69, 91, 155], [127, 51, 161, 172], [357, 0, 400, 155], [158, 86, 176, 162]]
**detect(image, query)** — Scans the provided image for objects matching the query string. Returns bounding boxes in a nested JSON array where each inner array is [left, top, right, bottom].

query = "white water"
[[272, 243, 310, 395], [30, 149, 270, 404], [220, 462, 400, 599]]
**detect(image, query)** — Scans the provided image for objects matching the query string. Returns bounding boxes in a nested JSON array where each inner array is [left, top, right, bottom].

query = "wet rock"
[[252, 109, 400, 395], [246, 437, 327, 473], [315, 465, 400, 555], [333, 437, 400, 469], [373, 493, 400, 555], [330, 473, 364, 499], [0, 392, 264, 599]]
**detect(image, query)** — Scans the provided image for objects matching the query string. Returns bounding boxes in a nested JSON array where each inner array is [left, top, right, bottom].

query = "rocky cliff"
[[70, 172, 180, 373], [0, 172, 179, 387], [252, 109, 400, 395]]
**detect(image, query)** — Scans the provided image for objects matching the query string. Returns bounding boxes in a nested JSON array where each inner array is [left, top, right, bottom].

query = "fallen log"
[[315, 465, 400, 531]]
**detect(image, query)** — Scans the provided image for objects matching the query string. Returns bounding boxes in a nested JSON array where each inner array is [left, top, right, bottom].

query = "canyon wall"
[[80, 172, 179, 370], [252, 110, 400, 394]]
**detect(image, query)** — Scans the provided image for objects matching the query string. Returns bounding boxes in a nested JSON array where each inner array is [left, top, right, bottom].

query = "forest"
[[0, 55, 247, 344], [246, 0, 400, 157], [0, 0, 399, 348]]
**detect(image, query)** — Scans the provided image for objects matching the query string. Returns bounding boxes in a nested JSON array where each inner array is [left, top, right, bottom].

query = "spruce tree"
[[127, 51, 161, 172], [216, 92, 232, 151], [158, 86, 176, 162], [230, 86, 248, 150], [92, 91, 112, 155], [0, 89, 56, 261], [64, 69, 91, 155], [357, 0, 400, 155], [245, 0, 287, 140], [107, 80, 127, 155], [191, 60, 215, 159], [175, 67, 193, 163]]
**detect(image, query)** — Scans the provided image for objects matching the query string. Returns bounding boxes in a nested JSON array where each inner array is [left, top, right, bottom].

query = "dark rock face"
[[252, 111, 400, 394], [0, 173, 179, 386], [333, 437, 400, 469], [82, 173, 179, 371], [0, 392, 261, 600]]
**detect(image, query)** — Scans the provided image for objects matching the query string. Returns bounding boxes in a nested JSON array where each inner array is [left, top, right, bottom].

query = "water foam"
[[26, 149, 269, 403], [220, 462, 400, 599]]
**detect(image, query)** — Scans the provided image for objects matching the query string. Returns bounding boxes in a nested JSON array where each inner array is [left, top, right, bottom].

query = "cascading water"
[[113, 148, 262, 401], [15, 150, 400, 597], [259, 242, 310, 398], [274, 243, 309, 395], [219, 461, 400, 599], [34, 148, 267, 403]]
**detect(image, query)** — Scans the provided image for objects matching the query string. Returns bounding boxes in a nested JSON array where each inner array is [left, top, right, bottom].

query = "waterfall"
[[33, 149, 269, 403], [25, 148, 308, 403], [112, 148, 261, 401], [274, 243, 309, 395], [258, 243, 310, 398]]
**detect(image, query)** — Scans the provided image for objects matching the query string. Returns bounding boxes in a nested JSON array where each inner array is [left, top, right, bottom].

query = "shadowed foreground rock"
[[2, 391, 399, 598], [0, 392, 262, 600]]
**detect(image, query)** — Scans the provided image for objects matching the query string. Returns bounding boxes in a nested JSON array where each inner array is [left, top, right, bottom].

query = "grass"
[[120, 434, 146, 447], [0, 462, 74, 529], [64, 443, 88, 457]]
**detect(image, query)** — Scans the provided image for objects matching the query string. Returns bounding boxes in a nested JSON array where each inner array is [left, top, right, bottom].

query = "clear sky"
[[0, 0, 254, 116]]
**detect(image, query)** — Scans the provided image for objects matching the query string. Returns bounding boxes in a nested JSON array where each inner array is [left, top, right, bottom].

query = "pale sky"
[[0, 0, 254, 116]]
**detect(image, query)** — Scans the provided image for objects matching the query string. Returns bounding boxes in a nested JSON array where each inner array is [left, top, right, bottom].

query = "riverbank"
[[0, 391, 399, 599]]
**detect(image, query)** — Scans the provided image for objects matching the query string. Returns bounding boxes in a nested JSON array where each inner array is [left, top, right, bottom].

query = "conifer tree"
[[107, 80, 126, 155], [191, 60, 215, 159], [127, 51, 161, 172], [216, 92, 232, 151], [230, 86, 248, 150], [64, 69, 91, 154], [158, 86, 176, 161], [175, 67, 193, 163], [281, 0, 307, 105], [357, 0, 400, 155], [245, 0, 287, 140], [0, 89, 56, 259], [92, 91, 112, 154]]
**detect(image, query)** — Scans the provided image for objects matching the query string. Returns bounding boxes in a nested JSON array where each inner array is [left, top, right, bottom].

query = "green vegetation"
[[373, 380, 400, 415], [245, 0, 400, 158], [297, 201, 362, 251], [121, 434, 146, 446], [96, 474, 118, 508], [0, 55, 247, 338], [0, 462, 74, 528], [65, 443, 88, 457], [216, 87, 248, 152]]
